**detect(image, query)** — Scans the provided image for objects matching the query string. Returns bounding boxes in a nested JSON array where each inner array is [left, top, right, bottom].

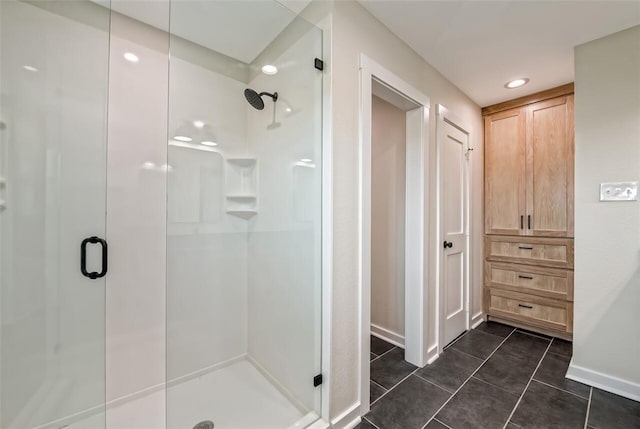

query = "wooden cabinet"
[[485, 91, 574, 238], [485, 235, 573, 269], [483, 84, 575, 339]]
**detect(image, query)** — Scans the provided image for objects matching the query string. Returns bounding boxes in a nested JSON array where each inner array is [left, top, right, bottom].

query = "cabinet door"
[[485, 108, 526, 235], [526, 95, 574, 237]]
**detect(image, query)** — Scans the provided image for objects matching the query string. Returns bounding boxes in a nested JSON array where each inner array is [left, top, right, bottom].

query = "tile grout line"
[[502, 340, 553, 429], [370, 379, 386, 391], [363, 416, 382, 429], [547, 350, 572, 358], [515, 328, 554, 341], [446, 344, 495, 362], [531, 378, 590, 400], [419, 329, 518, 429], [434, 417, 454, 429], [583, 387, 593, 429], [413, 372, 455, 395], [370, 365, 421, 406], [370, 345, 397, 364]]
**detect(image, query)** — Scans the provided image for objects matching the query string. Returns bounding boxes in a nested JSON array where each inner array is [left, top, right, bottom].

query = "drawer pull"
[[518, 275, 533, 280], [518, 303, 533, 309], [518, 245, 534, 250]]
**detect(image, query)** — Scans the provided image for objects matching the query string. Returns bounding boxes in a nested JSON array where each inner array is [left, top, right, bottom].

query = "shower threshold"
[[68, 358, 318, 429]]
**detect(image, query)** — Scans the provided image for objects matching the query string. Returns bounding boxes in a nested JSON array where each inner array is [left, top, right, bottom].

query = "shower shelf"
[[226, 194, 257, 199], [226, 209, 257, 219], [226, 158, 256, 166], [226, 158, 257, 218]]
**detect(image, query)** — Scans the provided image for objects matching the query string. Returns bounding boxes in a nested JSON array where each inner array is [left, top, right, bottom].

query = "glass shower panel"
[[166, 1, 323, 427], [0, 1, 110, 428]]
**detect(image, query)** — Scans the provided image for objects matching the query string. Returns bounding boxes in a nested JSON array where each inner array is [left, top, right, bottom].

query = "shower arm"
[[259, 91, 278, 102]]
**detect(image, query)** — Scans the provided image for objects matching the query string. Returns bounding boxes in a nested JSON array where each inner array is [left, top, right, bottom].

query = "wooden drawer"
[[485, 235, 574, 269], [485, 288, 573, 333], [485, 262, 573, 301]]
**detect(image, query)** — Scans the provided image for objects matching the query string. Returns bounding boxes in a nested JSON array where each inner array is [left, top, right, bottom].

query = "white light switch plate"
[[600, 182, 638, 201]]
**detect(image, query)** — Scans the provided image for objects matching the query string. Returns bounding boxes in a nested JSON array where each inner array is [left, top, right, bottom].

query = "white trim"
[[404, 106, 428, 367], [319, 12, 333, 425], [330, 402, 362, 429], [426, 344, 440, 364], [371, 323, 405, 348], [359, 53, 431, 417], [471, 312, 485, 329], [566, 361, 640, 402], [435, 104, 473, 355]]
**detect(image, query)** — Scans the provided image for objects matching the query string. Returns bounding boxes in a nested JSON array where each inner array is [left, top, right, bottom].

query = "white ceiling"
[[359, 0, 640, 107], [107, 0, 312, 64]]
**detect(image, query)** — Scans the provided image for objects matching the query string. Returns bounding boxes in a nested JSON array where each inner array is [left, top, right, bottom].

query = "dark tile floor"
[[361, 325, 640, 429]]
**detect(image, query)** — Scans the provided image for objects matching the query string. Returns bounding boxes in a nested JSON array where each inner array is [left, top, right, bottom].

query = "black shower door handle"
[[81, 236, 108, 279]]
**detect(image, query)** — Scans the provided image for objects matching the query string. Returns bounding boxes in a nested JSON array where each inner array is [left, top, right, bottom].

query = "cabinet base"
[[487, 314, 573, 341]]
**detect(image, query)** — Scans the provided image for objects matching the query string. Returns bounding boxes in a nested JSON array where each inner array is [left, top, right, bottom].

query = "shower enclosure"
[[0, 1, 323, 428]]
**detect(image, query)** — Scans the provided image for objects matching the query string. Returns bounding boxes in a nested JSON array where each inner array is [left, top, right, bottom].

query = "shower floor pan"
[[73, 359, 318, 429]]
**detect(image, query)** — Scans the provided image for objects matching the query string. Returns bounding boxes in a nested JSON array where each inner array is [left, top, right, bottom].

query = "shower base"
[[72, 359, 317, 429]]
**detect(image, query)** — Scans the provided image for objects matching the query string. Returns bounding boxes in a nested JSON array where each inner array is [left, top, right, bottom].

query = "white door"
[[440, 117, 469, 347]]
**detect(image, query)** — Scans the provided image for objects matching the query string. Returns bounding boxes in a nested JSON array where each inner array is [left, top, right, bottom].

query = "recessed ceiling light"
[[124, 52, 139, 63], [173, 135, 192, 142], [23, 65, 38, 72], [261, 65, 278, 75], [505, 78, 529, 89], [300, 158, 312, 163], [201, 141, 217, 147], [285, 107, 292, 113], [193, 120, 205, 129]]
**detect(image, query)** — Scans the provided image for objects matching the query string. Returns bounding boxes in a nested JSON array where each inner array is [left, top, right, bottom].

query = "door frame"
[[359, 54, 431, 415], [436, 104, 473, 353]]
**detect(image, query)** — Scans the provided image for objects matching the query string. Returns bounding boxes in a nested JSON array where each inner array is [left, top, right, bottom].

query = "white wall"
[[300, 0, 484, 421], [570, 25, 640, 400], [371, 96, 406, 341]]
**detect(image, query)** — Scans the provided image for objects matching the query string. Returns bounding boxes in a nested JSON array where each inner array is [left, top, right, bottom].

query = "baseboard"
[[566, 361, 640, 402], [471, 312, 485, 329], [371, 323, 405, 348], [426, 344, 439, 365], [330, 402, 361, 429]]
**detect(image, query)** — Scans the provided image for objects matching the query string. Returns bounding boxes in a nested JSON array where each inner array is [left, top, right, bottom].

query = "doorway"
[[371, 94, 407, 349], [359, 55, 431, 415]]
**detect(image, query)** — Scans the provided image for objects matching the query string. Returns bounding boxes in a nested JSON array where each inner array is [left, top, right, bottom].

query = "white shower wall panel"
[[106, 9, 169, 425], [166, 51, 251, 380]]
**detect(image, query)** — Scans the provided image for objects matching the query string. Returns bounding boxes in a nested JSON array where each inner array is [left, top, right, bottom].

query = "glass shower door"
[[166, 1, 323, 427], [0, 1, 110, 428]]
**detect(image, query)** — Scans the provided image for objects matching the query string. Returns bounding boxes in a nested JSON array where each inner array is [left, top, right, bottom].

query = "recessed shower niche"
[[225, 157, 258, 218]]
